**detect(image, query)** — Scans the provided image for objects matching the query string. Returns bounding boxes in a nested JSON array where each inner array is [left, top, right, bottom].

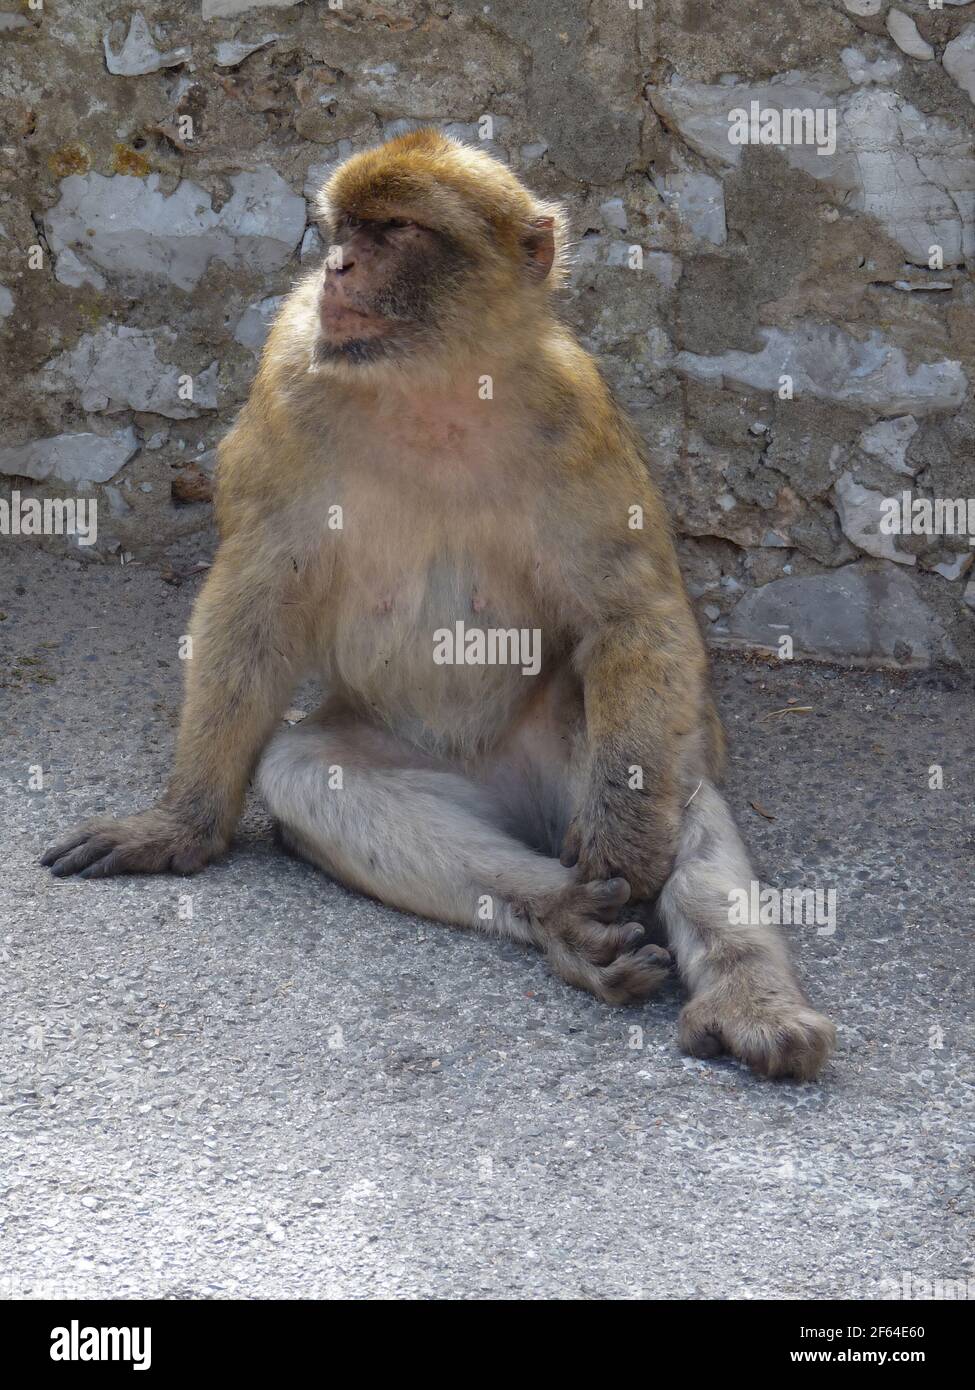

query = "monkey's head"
[[311, 129, 567, 375]]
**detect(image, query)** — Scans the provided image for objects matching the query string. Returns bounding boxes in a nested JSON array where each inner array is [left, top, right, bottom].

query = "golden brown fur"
[[43, 131, 833, 1079]]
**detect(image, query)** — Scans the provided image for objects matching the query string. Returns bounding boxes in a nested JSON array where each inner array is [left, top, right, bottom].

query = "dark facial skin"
[[315, 216, 467, 365]]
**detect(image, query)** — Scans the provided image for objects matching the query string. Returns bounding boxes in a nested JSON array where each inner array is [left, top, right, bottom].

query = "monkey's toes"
[[538, 877, 637, 962], [41, 830, 95, 869], [571, 875, 631, 923], [678, 991, 836, 1081], [42, 814, 216, 879], [592, 942, 671, 1006], [44, 830, 122, 878], [545, 934, 668, 1004]]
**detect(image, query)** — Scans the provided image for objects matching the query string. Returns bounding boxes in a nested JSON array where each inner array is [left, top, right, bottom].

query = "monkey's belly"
[[321, 583, 567, 756]]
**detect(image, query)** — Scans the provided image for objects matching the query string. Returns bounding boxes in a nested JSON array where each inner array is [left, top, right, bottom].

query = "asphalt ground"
[[1, 547, 971, 1298]]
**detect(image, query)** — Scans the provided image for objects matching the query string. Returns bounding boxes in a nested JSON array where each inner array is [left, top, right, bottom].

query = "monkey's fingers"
[[45, 831, 121, 878], [40, 829, 99, 868], [43, 812, 217, 879], [547, 936, 670, 1005], [595, 941, 672, 1005], [77, 847, 147, 879], [546, 879, 644, 966], [579, 875, 631, 923], [569, 919, 647, 966]]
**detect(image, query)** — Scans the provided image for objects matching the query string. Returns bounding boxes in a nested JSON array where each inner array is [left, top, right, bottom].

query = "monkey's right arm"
[[42, 534, 305, 878]]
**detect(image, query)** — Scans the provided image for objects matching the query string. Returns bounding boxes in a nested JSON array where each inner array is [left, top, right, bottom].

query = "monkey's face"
[[314, 216, 467, 367]]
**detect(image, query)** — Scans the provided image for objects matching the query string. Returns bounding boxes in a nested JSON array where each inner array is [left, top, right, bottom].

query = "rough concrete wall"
[[1, 0, 973, 667]]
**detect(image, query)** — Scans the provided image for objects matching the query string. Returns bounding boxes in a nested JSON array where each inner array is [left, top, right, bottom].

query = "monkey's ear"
[[522, 216, 556, 282]]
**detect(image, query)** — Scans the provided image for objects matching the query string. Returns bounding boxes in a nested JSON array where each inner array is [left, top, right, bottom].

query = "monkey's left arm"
[[562, 588, 708, 900]]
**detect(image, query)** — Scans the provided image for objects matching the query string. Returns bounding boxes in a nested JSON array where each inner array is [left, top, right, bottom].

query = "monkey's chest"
[[321, 539, 564, 751]]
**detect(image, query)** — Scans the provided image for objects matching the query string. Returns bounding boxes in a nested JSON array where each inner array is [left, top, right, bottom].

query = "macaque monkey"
[[44, 130, 835, 1079]]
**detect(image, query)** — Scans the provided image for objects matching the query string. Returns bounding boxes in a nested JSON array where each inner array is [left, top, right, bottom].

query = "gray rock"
[[857, 416, 919, 475], [104, 484, 132, 517], [304, 143, 357, 202], [931, 553, 972, 581], [299, 226, 324, 264], [53, 248, 107, 292], [571, 234, 604, 271], [649, 81, 975, 264], [833, 471, 915, 564], [40, 325, 218, 419], [214, 36, 278, 68], [649, 77, 848, 169], [653, 170, 727, 246], [674, 323, 967, 414], [840, 47, 902, 87], [728, 563, 955, 666], [6, 5, 975, 657], [0, 428, 139, 485], [599, 197, 628, 232], [943, 25, 975, 105], [202, 0, 301, 17], [645, 252, 682, 290], [843, 89, 974, 264], [46, 170, 306, 294], [892, 274, 953, 291], [234, 296, 285, 355], [606, 240, 640, 267], [885, 10, 934, 62], [436, 120, 484, 148], [103, 13, 189, 77]]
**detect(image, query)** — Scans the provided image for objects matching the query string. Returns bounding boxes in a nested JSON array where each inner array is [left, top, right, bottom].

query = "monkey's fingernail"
[[643, 943, 671, 964], [599, 876, 630, 899], [560, 850, 578, 867]]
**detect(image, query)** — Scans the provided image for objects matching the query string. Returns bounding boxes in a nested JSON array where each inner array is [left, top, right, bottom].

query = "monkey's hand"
[[41, 806, 225, 879], [559, 780, 679, 901]]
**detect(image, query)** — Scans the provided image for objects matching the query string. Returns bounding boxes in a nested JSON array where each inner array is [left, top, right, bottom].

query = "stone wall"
[[1, 0, 973, 667]]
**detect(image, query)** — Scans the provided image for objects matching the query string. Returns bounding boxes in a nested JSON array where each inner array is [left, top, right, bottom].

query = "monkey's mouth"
[[319, 301, 390, 339], [314, 316, 397, 367], [315, 292, 416, 366]]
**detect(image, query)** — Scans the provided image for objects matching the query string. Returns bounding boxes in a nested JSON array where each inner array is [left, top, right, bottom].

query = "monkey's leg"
[[256, 715, 667, 1005], [657, 781, 835, 1079]]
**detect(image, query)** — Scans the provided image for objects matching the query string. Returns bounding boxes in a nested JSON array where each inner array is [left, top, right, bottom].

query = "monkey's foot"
[[536, 877, 672, 1005], [41, 808, 222, 879], [678, 982, 835, 1081]]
